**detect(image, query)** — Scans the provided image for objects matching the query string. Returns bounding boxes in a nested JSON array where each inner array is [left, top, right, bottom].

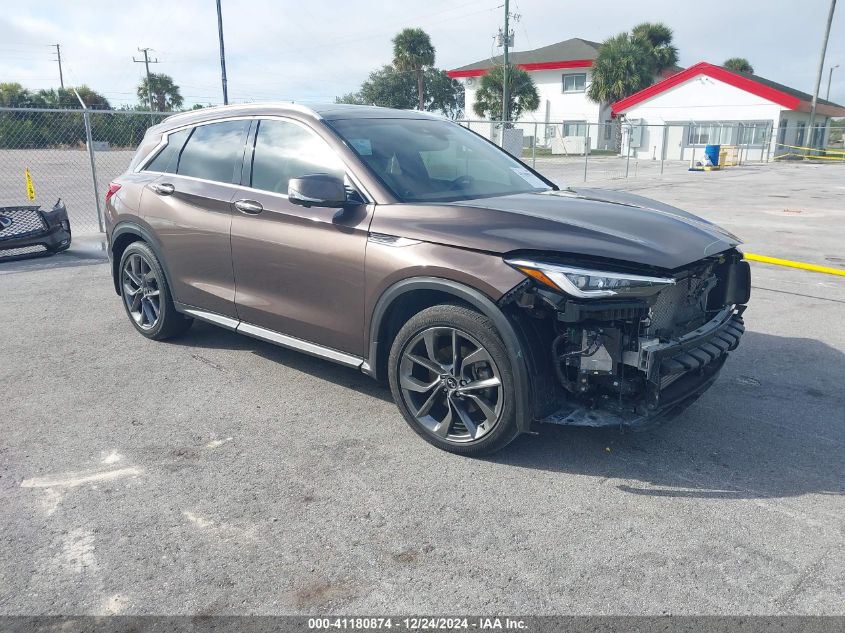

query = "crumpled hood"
[[371, 187, 741, 271]]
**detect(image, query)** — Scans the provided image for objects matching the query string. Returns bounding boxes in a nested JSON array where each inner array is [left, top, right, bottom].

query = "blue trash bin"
[[704, 144, 721, 166]]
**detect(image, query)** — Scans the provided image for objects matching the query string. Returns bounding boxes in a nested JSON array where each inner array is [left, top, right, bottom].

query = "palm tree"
[[723, 57, 755, 74], [587, 33, 654, 105], [392, 28, 436, 110], [631, 22, 679, 75], [137, 73, 183, 111], [587, 33, 655, 151], [472, 65, 539, 121]]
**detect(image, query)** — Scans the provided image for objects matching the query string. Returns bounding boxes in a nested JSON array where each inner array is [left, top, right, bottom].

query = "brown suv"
[[106, 103, 749, 455]]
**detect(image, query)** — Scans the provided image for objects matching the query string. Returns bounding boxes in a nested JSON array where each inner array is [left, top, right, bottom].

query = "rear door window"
[[176, 120, 248, 184], [143, 128, 190, 173]]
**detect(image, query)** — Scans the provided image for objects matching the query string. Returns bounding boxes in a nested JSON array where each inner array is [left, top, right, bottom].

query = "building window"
[[687, 123, 716, 146], [686, 121, 769, 147], [777, 120, 787, 144], [603, 120, 613, 140], [563, 121, 587, 137], [796, 122, 806, 146], [562, 73, 586, 93], [738, 122, 769, 146], [811, 123, 824, 147]]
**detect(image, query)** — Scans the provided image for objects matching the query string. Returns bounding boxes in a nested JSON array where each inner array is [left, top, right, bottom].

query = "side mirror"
[[288, 174, 347, 208]]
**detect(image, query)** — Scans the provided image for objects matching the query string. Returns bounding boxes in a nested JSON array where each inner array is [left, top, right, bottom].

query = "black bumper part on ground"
[[0, 201, 71, 262]]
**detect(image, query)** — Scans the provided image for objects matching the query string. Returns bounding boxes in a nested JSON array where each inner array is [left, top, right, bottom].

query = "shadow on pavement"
[[170, 320, 393, 403], [0, 234, 107, 273], [167, 319, 845, 501], [490, 330, 845, 501]]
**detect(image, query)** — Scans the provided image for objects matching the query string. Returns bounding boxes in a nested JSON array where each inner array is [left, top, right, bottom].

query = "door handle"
[[234, 199, 263, 215], [151, 183, 175, 195]]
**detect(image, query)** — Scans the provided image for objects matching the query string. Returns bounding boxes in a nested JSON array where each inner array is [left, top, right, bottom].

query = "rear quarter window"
[[143, 128, 190, 173]]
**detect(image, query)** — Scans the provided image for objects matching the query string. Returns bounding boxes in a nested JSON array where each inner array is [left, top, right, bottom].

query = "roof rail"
[[161, 101, 322, 124]]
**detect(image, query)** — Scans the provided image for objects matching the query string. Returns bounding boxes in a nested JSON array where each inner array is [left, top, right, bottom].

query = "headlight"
[[506, 258, 675, 298]]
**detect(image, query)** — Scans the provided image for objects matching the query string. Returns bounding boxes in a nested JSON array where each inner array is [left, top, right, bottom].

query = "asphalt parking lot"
[[1, 162, 843, 615]]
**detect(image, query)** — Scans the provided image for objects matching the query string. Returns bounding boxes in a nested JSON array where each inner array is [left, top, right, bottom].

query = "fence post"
[[80, 102, 104, 233], [532, 122, 536, 169], [583, 125, 589, 182], [660, 124, 667, 175], [625, 124, 632, 178], [764, 123, 773, 163]]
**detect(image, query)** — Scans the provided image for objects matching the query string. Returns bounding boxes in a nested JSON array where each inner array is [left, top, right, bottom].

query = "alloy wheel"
[[398, 326, 504, 443], [122, 253, 161, 330]]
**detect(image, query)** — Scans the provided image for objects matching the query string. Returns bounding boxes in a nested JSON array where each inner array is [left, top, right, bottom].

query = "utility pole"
[[216, 0, 229, 105], [52, 44, 64, 89], [827, 64, 840, 100], [807, 0, 837, 149], [501, 0, 510, 123], [133, 47, 160, 111]]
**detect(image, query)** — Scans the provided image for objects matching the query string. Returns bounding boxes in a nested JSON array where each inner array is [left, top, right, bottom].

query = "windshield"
[[326, 118, 553, 203]]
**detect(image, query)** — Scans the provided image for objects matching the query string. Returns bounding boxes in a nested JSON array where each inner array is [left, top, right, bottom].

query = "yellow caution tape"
[[745, 253, 845, 277], [773, 143, 845, 157], [25, 168, 35, 201], [774, 152, 845, 161]]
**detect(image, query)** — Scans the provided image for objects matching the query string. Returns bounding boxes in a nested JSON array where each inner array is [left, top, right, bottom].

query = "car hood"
[[371, 188, 741, 271]]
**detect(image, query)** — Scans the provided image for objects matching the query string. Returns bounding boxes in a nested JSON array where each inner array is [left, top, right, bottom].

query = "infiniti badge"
[[0, 215, 12, 230]]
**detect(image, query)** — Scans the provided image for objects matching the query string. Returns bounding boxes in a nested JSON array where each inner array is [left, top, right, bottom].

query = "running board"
[[179, 306, 364, 369]]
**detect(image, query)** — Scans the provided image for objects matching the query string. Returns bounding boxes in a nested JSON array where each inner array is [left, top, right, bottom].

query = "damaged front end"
[[502, 250, 750, 429]]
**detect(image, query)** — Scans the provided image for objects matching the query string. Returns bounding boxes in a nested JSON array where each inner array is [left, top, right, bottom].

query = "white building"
[[612, 62, 845, 162], [448, 38, 616, 151]]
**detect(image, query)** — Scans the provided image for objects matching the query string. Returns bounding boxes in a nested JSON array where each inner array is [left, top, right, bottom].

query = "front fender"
[[367, 277, 535, 433]]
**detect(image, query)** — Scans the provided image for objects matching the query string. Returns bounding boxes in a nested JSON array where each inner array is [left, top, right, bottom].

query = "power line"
[[132, 47, 160, 111]]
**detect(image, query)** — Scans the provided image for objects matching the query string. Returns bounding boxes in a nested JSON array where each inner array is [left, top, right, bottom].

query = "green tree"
[[336, 65, 464, 118], [631, 22, 679, 75], [829, 118, 844, 145], [723, 57, 755, 74], [392, 28, 436, 110], [587, 32, 655, 105], [472, 65, 539, 121], [0, 82, 36, 107], [36, 86, 111, 109], [588, 22, 679, 109], [137, 73, 183, 111]]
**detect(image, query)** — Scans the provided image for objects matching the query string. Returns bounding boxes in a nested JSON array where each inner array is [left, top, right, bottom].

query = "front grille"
[[0, 207, 47, 241], [0, 244, 48, 259], [646, 269, 715, 339]]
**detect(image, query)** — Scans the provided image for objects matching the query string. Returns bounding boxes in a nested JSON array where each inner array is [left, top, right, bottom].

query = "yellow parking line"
[[745, 253, 845, 277]]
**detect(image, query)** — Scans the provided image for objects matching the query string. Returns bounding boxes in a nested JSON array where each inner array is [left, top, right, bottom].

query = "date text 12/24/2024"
[[308, 617, 528, 630]]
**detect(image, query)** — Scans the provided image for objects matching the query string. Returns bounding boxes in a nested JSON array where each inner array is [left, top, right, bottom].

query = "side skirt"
[[176, 304, 366, 370]]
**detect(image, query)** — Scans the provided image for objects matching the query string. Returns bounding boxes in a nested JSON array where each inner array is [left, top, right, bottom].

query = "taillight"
[[105, 182, 121, 204]]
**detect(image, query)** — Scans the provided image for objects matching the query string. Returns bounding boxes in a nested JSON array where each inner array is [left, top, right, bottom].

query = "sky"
[[1, 0, 843, 108]]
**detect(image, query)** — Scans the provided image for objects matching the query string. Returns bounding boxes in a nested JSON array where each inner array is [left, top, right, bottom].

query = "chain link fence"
[[457, 119, 845, 185], [0, 107, 170, 235], [1, 108, 842, 236]]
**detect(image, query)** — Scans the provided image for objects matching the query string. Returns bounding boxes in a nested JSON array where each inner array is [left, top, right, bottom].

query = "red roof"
[[612, 62, 845, 117]]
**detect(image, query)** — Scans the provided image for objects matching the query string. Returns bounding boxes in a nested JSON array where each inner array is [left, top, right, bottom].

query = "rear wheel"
[[119, 241, 192, 340], [388, 304, 520, 456]]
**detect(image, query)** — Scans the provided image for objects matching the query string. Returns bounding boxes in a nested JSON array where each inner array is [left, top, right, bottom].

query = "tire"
[[118, 241, 192, 340], [388, 304, 520, 456]]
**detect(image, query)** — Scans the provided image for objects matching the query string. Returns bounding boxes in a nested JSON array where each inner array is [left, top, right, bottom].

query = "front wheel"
[[388, 304, 520, 456]]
